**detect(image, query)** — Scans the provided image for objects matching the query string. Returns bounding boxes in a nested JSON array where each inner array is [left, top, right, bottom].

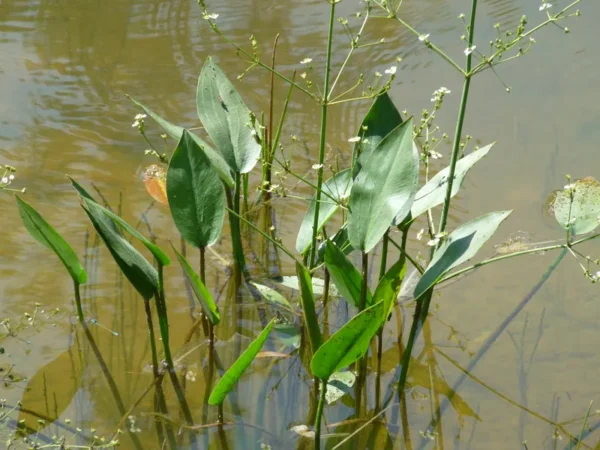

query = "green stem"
[[438, 0, 478, 235], [314, 378, 328, 450], [308, 0, 337, 268], [73, 281, 85, 324], [359, 251, 369, 311], [225, 176, 247, 276]]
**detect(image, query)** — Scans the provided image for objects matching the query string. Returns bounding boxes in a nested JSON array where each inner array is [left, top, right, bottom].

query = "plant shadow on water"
[[2, 0, 600, 449]]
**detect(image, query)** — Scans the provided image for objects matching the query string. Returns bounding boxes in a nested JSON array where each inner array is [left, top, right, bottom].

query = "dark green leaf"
[[551, 177, 600, 236], [167, 129, 225, 249], [197, 57, 261, 174], [129, 96, 234, 187], [296, 169, 352, 254], [209, 318, 275, 405], [348, 119, 419, 253], [171, 243, 220, 325], [311, 300, 386, 380], [316, 224, 353, 264], [324, 240, 372, 308], [71, 179, 158, 300], [296, 262, 323, 353], [16, 196, 87, 284], [414, 211, 512, 299], [351, 93, 403, 177], [410, 144, 493, 220], [373, 258, 406, 317]]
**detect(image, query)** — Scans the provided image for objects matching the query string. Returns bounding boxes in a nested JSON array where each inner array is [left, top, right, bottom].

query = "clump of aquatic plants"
[[7, 0, 598, 448]]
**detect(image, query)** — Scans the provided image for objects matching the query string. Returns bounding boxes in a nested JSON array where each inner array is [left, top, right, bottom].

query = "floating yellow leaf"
[[142, 164, 168, 207]]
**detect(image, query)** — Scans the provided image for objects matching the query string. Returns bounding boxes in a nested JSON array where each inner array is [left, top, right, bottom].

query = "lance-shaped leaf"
[[324, 240, 372, 308], [311, 300, 386, 380], [414, 211, 512, 299], [296, 262, 323, 353], [167, 129, 225, 249], [209, 318, 275, 405], [348, 119, 419, 253], [296, 169, 352, 255], [171, 244, 220, 325], [317, 224, 353, 264], [71, 179, 158, 300], [410, 144, 494, 220], [351, 92, 403, 177], [129, 97, 234, 187], [16, 196, 87, 285], [197, 57, 261, 174], [373, 257, 407, 317], [551, 177, 600, 236]]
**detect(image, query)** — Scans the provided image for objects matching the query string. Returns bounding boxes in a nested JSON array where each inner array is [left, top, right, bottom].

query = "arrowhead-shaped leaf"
[[414, 211, 512, 299], [197, 57, 261, 174], [348, 118, 419, 253], [167, 129, 225, 249]]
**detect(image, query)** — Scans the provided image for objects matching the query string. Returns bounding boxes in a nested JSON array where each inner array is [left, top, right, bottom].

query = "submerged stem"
[[73, 280, 85, 324], [314, 378, 328, 450]]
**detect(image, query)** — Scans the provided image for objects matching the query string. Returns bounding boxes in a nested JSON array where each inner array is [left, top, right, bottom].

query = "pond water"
[[1, 0, 599, 449]]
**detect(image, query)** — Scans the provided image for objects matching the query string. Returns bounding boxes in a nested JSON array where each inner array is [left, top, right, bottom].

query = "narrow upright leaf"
[[296, 169, 352, 255], [209, 318, 275, 405], [171, 244, 220, 325], [311, 300, 386, 380], [348, 119, 419, 253], [197, 57, 261, 174], [414, 211, 512, 299], [351, 93, 403, 177], [167, 129, 225, 249], [410, 144, 493, 220], [16, 196, 87, 284], [129, 97, 234, 187], [296, 262, 323, 353], [324, 240, 372, 308], [373, 258, 407, 317]]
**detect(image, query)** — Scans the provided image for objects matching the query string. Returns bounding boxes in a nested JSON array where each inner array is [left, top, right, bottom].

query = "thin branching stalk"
[[308, 0, 337, 268]]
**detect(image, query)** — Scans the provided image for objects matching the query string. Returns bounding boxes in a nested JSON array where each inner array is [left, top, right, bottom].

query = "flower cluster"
[[131, 113, 146, 129], [431, 87, 451, 103]]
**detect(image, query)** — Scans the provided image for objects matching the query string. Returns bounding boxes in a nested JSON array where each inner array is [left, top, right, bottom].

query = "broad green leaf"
[[324, 240, 372, 308], [296, 262, 323, 353], [316, 224, 353, 264], [167, 130, 225, 249], [351, 93, 403, 177], [296, 169, 352, 254], [129, 97, 234, 187], [311, 300, 386, 380], [348, 119, 419, 253], [414, 211, 512, 299], [100, 207, 170, 266], [171, 243, 220, 325], [209, 318, 275, 405], [373, 258, 407, 317], [551, 177, 600, 236], [410, 144, 494, 220], [197, 57, 261, 174], [72, 179, 158, 300], [326, 371, 355, 405], [272, 275, 338, 297], [16, 196, 87, 285], [249, 281, 293, 311]]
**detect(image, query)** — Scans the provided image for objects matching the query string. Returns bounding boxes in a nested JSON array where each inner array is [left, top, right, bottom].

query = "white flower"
[[132, 121, 140, 128], [427, 238, 440, 247], [431, 87, 451, 103], [8, 174, 14, 181], [416, 229, 424, 240], [539, 3, 552, 10], [312, 164, 323, 170], [185, 370, 197, 382], [348, 136, 361, 143], [385, 66, 397, 75], [418, 34, 430, 42], [592, 271, 600, 282], [564, 183, 576, 190], [1, 177, 8, 184], [300, 58, 313, 64], [203, 12, 219, 20], [464, 45, 476, 56], [300, 72, 307, 79], [134, 113, 147, 120], [430, 151, 442, 159]]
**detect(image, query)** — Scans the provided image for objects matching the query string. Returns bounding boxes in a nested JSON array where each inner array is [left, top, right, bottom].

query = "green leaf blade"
[[348, 119, 419, 253], [209, 318, 275, 405], [373, 258, 407, 317], [16, 196, 87, 285], [296, 262, 323, 353], [197, 57, 261, 174], [551, 177, 600, 236], [414, 210, 512, 299], [324, 240, 372, 308], [167, 129, 226, 249]]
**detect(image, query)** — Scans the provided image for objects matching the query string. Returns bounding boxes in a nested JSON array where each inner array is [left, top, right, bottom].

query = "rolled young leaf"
[[209, 318, 275, 405], [324, 240, 372, 309], [167, 129, 225, 249], [171, 243, 220, 325], [311, 300, 386, 380], [414, 210, 512, 300], [16, 196, 87, 285], [296, 261, 323, 353], [197, 56, 261, 174], [348, 118, 419, 253], [296, 169, 352, 255]]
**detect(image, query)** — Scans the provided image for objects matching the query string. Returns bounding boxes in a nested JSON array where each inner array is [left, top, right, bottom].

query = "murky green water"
[[1, 0, 599, 448]]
